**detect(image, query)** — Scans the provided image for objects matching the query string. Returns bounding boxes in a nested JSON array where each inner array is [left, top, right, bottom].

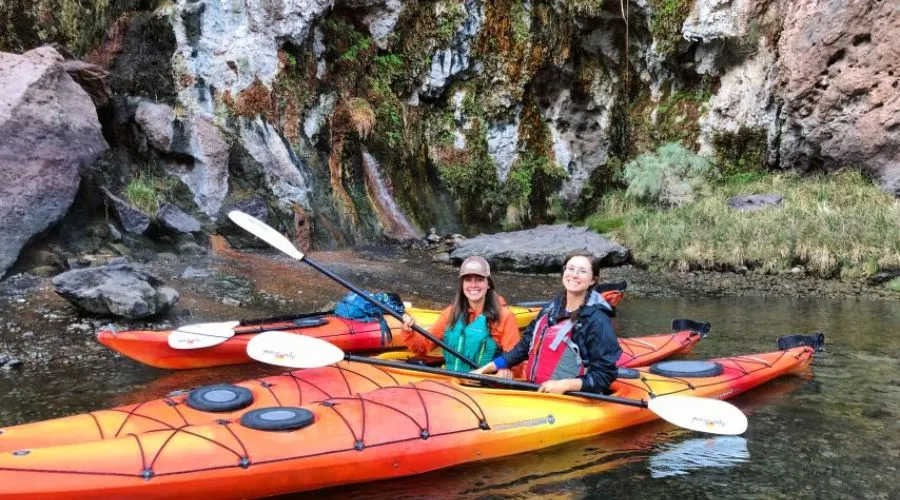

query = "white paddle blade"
[[246, 330, 345, 368], [647, 395, 748, 435], [228, 210, 305, 260], [167, 321, 241, 349]]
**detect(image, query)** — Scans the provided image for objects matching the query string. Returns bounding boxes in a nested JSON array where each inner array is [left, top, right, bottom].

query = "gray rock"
[[108, 224, 122, 242], [218, 197, 272, 249], [134, 100, 175, 152], [177, 242, 205, 255], [181, 266, 211, 279], [165, 115, 230, 217], [726, 194, 784, 212], [450, 225, 631, 272], [100, 188, 151, 234], [156, 203, 201, 234], [51, 264, 179, 319], [0, 47, 109, 278]]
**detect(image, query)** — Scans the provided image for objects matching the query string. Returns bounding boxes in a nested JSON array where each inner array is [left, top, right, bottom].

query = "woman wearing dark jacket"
[[472, 251, 622, 394]]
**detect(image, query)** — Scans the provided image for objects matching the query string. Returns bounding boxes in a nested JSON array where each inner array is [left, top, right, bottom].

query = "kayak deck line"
[[0, 330, 702, 453]]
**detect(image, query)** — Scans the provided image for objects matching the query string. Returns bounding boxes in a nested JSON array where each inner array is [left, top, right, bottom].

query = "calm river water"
[[0, 249, 897, 499]]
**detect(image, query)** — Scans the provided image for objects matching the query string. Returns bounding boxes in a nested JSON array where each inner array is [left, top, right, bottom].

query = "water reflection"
[[648, 436, 749, 479]]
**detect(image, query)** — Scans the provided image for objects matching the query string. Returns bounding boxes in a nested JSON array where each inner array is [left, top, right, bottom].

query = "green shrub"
[[124, 175, 161, 214], [623, 142, 713, 206], [887, 277, 900, 293]]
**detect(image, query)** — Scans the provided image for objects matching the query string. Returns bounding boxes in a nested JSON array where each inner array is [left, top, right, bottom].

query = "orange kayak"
[[96, 286, 626, 370], [0, 337, 821, 499], [0, 323, 703, 453]]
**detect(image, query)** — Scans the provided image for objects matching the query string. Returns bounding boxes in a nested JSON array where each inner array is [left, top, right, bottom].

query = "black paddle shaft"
[[344, 354, 647, 408], [303, 257, 479, 369]]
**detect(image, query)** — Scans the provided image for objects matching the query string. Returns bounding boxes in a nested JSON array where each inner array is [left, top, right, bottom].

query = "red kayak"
[[96, 283, 627, 370]]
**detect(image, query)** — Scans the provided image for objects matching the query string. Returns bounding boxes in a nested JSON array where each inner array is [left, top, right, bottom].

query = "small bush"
[[623, 142, 713, 206], [887, 277, 900, 293], [124, 174, 161, 214], [346, 98, 376, 139]]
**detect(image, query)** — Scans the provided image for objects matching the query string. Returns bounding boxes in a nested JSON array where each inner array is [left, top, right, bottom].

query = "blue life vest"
[[443, 314, 499, 372]]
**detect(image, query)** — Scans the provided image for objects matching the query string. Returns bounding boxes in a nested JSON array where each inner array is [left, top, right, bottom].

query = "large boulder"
[[776, 0, 900, 194], [450, 225, 631, 273], [52, 263, 179, 319], [0, 47, 109, 278]]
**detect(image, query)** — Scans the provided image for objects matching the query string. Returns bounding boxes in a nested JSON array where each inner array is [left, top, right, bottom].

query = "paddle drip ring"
[[649, 360, 723, 378], [186, 384, 254, 412], [240, 407, 315, 431], [617, 367, 641, 379]]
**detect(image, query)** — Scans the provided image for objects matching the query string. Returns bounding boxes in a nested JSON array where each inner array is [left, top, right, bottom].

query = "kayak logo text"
[[492, 414, 555, 431]]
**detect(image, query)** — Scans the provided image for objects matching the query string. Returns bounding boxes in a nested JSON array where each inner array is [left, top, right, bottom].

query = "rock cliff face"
[[0, 47, 108, 277], [775, 0, 899, 194], [0, 0, 896, 269]]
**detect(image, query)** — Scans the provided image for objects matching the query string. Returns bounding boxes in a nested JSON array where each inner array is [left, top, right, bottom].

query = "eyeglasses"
[[563, 266, 592, 277]]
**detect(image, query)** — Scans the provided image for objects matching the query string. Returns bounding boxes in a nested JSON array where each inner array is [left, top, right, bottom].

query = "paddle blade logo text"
[[263, 349, 296, 363], [691, 416, 728, 431]]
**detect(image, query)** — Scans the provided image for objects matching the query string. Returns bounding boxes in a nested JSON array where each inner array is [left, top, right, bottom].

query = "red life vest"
[[522, 313, 586, 384]]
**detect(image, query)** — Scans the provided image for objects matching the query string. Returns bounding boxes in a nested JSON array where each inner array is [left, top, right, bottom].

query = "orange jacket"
[[401, 296, 522, 367]]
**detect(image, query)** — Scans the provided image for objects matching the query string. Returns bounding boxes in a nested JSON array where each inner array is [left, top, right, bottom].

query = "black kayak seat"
[[186, 384, 254, 413], [241, 407, 315, 431], [294, 317, 328, 328], [649, 360, 723, 378]]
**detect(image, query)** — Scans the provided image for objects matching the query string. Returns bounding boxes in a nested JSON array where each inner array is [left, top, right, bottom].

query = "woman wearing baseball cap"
[[472, 250, 621, 394], [400, 256, 522, 373]]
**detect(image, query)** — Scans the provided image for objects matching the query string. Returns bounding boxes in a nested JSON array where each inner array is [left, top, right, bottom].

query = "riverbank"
[[586, 170, 900, 285]]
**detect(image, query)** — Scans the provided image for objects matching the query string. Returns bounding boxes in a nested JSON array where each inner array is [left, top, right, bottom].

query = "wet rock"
[[218, 197, 271, 249], [156, 203, 201, 234], [450, 224, 631, 272], [0, 46, 109, 278], [101, 188, 151, 234], [431, 252, 452, 264], [51, 264, 179, 319], [726, 194, 784, 212], [0, 354, 22, 371], [221, 297, 241, 307], [867, 270, 900, 286], [181, 266, 211, 279], [425, 228, 441, 244]]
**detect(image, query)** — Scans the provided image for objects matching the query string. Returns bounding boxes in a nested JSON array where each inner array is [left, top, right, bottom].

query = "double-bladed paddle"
[[246, 330, 748, 436], [227, 210, 479, 369]]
